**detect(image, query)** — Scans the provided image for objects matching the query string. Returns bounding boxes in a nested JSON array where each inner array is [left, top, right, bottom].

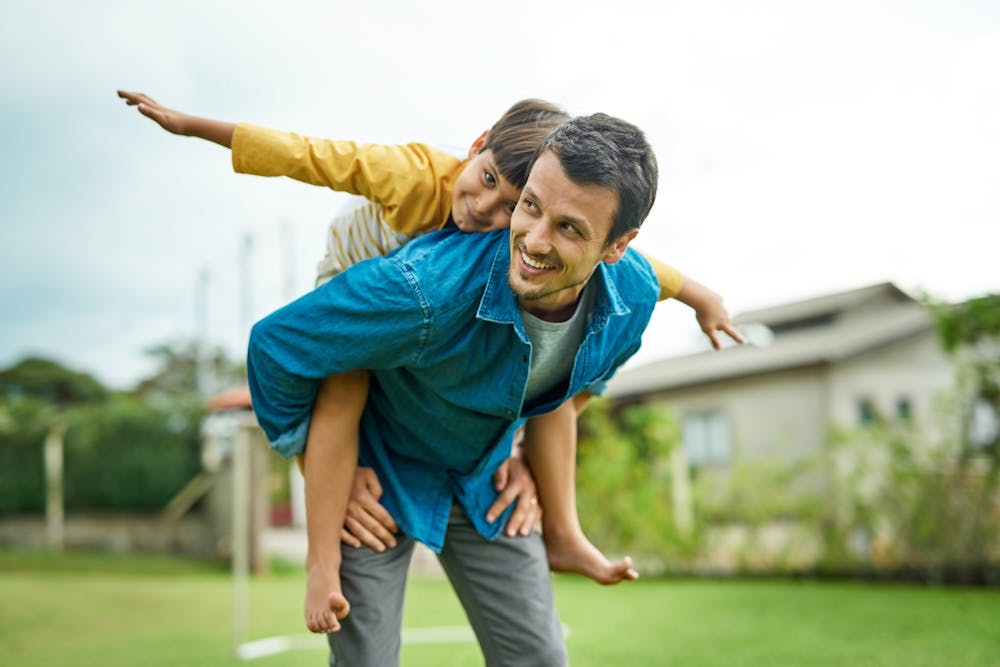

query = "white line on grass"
[[236, 624, 569, 661], [235, 626, 477, 661]]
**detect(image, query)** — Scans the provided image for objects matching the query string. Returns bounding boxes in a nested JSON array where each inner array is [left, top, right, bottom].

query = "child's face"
[[451, 148, 522, 233]]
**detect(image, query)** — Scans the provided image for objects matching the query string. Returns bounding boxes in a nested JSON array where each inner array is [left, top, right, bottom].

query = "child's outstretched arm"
[[638, 251, 744, 350], [674, 276, 745, 350], [117, 90, 234, 148]]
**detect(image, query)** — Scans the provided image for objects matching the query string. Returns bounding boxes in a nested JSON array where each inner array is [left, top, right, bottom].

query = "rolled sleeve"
[[247, 256, 428, 456]]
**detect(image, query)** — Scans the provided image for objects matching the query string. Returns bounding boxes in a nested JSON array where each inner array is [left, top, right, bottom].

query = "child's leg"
[[523, 396, 638, 585], [303, 369, 369, 632]]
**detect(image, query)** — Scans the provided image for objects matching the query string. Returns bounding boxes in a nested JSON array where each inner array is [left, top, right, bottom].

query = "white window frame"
[[682, 409, 732, 468]]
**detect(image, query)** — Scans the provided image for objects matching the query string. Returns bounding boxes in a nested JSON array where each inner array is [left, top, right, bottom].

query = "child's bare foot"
[[305, 569, 351, 633], [544, 530, 638, 585]]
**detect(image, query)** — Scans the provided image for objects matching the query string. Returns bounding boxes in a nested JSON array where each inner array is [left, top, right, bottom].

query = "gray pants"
[[328, 504, 568, 667]]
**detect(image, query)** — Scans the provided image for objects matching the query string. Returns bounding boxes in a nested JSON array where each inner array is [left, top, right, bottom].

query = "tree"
[[133, 341, 245, 401], [930, 293, 1000, 461], [0, 357, 107, 406]]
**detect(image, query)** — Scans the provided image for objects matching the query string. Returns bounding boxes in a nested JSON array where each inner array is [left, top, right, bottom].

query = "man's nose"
[[521, 217, 551, 253]]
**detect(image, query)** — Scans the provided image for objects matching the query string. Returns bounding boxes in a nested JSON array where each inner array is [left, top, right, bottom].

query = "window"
[[895, 396, 913, 423], [969, 399, 999, 449], [856, 397, 877, 425], [682, 410, 732, 468]]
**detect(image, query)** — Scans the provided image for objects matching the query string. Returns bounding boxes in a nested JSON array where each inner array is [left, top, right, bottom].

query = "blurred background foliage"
[[0, 343, 243, 515], [1, 293, 998, 582]]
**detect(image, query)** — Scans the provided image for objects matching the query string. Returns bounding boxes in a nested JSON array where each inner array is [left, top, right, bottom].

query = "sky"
[[1, 0, 998, 389]]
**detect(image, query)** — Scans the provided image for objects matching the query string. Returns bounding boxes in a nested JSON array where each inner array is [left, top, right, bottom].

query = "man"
[[248, 112, 660, 666]]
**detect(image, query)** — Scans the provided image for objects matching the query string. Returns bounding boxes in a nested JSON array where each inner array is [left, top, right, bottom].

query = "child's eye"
[[505, 201, 517, 213], [483, 171, 496, 187]]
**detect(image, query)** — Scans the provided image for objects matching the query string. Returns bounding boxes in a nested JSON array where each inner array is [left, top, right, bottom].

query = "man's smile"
[[518, 247, 556, 272]]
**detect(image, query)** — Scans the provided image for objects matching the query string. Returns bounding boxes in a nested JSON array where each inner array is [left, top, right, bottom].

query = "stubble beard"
[[507, 268, 594, 315]]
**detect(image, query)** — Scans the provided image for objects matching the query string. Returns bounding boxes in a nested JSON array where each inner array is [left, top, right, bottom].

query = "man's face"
[[508, 150, 637, 322], [450, 148, 522, 232]]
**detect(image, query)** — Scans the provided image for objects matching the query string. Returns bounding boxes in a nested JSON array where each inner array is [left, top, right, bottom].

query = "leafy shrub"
[[0, 396, 202, 514]]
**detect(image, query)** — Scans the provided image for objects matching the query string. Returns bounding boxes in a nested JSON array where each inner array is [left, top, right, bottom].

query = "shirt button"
[[505, 409, 515, 418]]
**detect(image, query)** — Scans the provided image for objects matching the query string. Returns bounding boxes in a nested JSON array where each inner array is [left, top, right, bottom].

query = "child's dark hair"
[[484, 99, 569, 189]]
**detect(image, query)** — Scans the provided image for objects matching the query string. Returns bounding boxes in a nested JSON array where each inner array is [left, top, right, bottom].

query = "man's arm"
[[248, 257, 426, 456], [117, 90, 234, 147]]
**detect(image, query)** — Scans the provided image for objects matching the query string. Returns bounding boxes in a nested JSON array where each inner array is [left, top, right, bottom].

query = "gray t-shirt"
[[521, 283, 596, 403]]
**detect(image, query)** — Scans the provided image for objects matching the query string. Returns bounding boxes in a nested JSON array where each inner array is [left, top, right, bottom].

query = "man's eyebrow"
[[560, 214, 594, 236], [523, 185, 594, 234]]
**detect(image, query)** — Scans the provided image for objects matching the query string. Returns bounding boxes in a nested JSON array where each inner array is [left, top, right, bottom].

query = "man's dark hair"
[[485, 99, 570, 189], [530, 113, 658, 245]]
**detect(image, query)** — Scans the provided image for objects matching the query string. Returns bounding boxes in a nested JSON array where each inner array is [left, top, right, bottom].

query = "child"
[[118, 90, 743, 633]]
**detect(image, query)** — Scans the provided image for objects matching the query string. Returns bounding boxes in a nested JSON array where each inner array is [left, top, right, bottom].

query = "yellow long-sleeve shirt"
[[231, 123, 682, 298]]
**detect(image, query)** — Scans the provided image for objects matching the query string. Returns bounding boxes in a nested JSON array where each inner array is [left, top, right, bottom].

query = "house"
[[607, 282, 955, 470], [603, 282, 960, 572]]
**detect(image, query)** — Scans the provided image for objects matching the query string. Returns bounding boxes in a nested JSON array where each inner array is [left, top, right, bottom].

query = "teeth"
[[522, 251, 552, 270]]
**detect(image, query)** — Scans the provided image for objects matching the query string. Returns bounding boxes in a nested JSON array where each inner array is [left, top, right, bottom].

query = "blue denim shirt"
[[247, 228, 658, 552]]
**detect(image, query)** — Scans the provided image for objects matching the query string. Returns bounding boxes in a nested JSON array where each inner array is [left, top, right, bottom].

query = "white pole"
[[232, 420, 251, 654], [239, 233, 254, 358], [671, 444, 694, 536], [195, 267, 211, 397], [44, 420, 66, 551]]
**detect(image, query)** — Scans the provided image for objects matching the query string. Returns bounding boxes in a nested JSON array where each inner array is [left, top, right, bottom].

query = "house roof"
[[607, 283, 936, 398], [733, 282, 913, 328]]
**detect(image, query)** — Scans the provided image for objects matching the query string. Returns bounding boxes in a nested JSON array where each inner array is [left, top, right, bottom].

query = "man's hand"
[[341, 467, 399, 551], [487, 454, 541, 538]]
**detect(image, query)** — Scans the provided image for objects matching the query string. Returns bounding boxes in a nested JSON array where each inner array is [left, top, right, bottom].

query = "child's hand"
[[675, 277, 745, 350], [117, 90, 191, 135], [696, 298, 745, 350]]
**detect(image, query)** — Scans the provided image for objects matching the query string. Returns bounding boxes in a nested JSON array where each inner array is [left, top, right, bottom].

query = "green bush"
[[576, 400, 696, 566], [0, 396, 203, 515], [0, 398, 50, 514], [822, 420, 1000, 575]]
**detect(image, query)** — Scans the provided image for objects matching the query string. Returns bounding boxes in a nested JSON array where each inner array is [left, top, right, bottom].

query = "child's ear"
[[468, 131, 489, 158]]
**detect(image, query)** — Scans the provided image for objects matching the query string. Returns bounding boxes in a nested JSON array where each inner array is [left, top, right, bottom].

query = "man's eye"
[[505, 201, 517, 213], [484, 171, 496, 187], [559, 222, 580, 235]]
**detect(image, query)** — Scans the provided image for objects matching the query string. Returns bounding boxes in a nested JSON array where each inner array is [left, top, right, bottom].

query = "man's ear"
[[601, 229, 639, 264], [467, 131, 488, 158]]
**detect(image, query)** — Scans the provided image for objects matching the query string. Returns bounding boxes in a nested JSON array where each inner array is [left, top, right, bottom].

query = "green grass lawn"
[[1, 549, 998, 666]]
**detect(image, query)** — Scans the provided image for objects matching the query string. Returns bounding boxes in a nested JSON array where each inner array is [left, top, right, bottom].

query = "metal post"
[[671, 444, 694, 536], [232, 420, 251, 654], [44, 420, 66, 551]]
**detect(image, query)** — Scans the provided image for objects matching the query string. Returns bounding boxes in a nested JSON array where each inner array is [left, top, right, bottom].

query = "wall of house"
[[649, 365, 830, 463], [829, 332, 955, 435]]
